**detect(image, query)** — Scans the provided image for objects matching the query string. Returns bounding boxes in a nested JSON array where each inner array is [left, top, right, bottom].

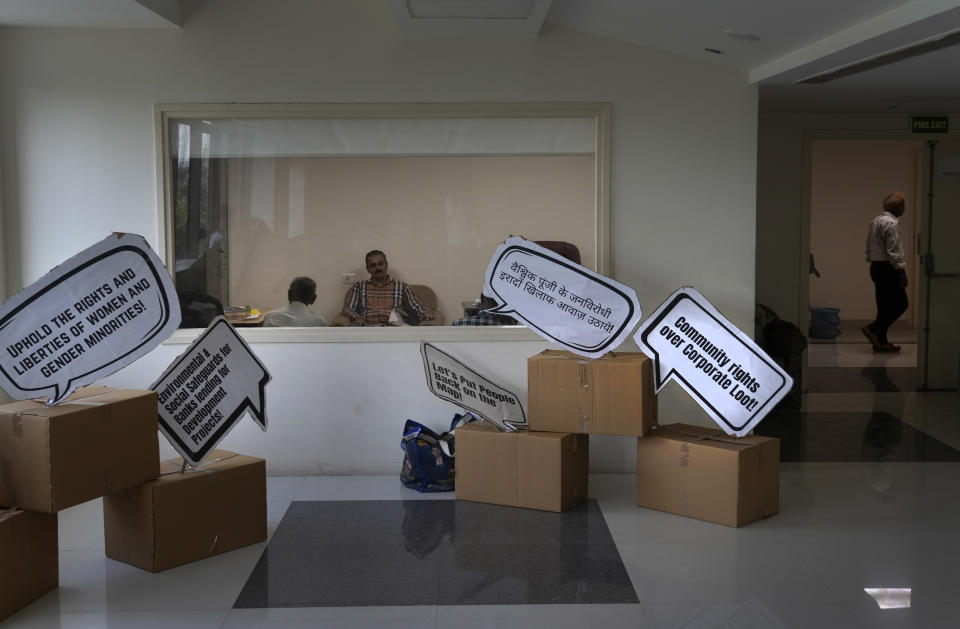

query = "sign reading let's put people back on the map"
[[483, 237, 641, 358], [633, 287, 792, 437], [421, 342, 526, 431], [0, 233, 181, 404], [152, 316, 271, 466]]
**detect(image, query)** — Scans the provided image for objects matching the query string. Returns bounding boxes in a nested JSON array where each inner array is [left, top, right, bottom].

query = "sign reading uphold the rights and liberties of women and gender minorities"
[[0, 233, 181, 404]]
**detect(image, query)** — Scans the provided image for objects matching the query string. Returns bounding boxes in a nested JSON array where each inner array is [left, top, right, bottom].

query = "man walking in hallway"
[[863, 191, 909, 353]]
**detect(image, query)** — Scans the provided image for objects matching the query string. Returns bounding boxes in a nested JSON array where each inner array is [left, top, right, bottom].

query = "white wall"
[[0, 0, 759, 473], [98, 330, 645, 475], [224, 155, 596, 324]]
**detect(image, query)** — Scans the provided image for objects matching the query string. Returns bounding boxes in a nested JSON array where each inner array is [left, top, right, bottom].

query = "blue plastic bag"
[[400, 413, 475, 493]]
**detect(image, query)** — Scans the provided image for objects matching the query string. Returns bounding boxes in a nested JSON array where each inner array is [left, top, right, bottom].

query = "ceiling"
[[0, 0, 181, 28], [2, 0, 960, 113]]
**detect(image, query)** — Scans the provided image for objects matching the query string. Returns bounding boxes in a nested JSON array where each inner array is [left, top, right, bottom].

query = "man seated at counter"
[[341, 250, 435, 326], [452, 294, 518, 326], [263, 276, 327, 327], [452, 240, 579, 326]]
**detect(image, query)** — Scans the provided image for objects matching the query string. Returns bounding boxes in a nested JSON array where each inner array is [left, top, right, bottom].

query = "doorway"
[[807, 138, 922, 358]]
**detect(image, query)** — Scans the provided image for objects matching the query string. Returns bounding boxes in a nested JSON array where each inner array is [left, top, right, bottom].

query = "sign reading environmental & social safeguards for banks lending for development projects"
[[152, 316, 270, 466]]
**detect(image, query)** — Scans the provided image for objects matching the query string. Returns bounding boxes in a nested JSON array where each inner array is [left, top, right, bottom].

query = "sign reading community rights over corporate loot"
[[152, 317, 270, 466], [421, 342, 526, 431], [634, 288, 792, 437], [0, 233, 180, 404], [483, 237, 641, 358]]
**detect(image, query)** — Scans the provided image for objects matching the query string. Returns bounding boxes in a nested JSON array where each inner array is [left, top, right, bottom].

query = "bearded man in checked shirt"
[[341, 250, 435, 326], [862, 192, 909, 353]]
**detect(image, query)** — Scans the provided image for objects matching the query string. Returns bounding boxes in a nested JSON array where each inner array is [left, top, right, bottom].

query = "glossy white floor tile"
[[808, 342, 917, 368], [223, 606, 438, 628], [639, 600, 861, 629], [5, 459, 960, 628], [436, 604, 650, 629], [809, 321, 917, 346], [296, 474, 456, 501], [4, 608, 229, 629]]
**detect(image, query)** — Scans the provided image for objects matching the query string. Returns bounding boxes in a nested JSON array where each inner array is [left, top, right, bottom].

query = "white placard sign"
[[152, 317, 270, 466], [421, 342, 526, 431], [0, 233, 181, 404], [483, 237, 641, 358], [633, 288, 792, 437]]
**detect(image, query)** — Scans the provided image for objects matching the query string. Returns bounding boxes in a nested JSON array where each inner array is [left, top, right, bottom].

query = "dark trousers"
[[869, 261, 908, 344]]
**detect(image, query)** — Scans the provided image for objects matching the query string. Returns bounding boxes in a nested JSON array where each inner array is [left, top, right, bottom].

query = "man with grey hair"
[[264, 276, 327, 327], [862, 192, 908, 353]]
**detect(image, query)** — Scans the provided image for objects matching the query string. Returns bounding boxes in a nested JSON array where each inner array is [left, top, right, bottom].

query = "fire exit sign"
[[911, 116, 949, 134]]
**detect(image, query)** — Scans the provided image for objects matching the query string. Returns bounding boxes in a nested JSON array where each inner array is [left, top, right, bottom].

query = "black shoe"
[[873, 343, 901, 353], [861, 325, 881, 347]]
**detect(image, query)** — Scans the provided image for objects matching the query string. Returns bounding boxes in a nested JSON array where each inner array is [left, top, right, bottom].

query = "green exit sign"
[[911, 115, 949, 134]]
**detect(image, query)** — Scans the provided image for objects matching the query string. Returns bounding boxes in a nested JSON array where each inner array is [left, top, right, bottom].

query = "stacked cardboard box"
[[0, 387, 160, 620], [455, 423, 587, 512], [0, 387, 160, 512], [104, 449, 267, 572], [0, 509, 58, 622], [637, 423, 779, 527], [456, 351, 656, 513], [458, 350, 780, 527], [527, 350, 656, 436]]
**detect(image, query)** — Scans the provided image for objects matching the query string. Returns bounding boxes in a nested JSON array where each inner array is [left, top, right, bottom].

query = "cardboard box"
[[455, 423, 588, 512], [0, 387, 160, 512], [528, 350, 657, 436], [103, 450, 266, 572], [636, 423, 779, 527], [0, 508, 58, 622]]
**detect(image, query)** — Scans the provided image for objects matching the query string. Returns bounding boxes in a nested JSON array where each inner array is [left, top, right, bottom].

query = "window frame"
[[154, 102, 611, 343]]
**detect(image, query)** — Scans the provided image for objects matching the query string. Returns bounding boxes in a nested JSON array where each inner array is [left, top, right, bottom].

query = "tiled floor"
[[5, 333, 960, 628], [235, 499, 637, 608]]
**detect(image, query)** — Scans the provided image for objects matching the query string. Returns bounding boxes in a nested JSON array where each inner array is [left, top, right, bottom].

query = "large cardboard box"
[[455, 423, 588, 512], [527, 350, 656, 436], [103, 450, 266, 572], [0, 508, 58, 621], [636, 423, 780, 527], [0, 387, 160, 512]]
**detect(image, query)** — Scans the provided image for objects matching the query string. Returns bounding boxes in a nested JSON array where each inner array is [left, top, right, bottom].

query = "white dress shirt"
[[263, 301, 327, 327], [865, 210, 906, 270]]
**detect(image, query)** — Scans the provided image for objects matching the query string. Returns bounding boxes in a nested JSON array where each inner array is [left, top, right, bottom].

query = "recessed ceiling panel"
[[407, 0, 536, 20]]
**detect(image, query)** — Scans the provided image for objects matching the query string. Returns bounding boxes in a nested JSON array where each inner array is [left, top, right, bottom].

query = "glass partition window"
[[159, 107, 608, 328]]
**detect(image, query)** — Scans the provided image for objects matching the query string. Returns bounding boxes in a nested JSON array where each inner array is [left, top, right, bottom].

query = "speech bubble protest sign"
[[0, 233, 180, 404], [483, 237, 641, 358], [151, 316, 270, 466], [421, 342, 526, 431], [634, 288, 792, 437]]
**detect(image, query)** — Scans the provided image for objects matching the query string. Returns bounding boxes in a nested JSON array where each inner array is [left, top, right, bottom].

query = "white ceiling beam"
[[750, 0, 960, 83], [133, 0, 182, 27]]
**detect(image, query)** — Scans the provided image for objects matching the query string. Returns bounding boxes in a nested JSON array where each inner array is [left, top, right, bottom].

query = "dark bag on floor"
[[400, 413, 475, 493]]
